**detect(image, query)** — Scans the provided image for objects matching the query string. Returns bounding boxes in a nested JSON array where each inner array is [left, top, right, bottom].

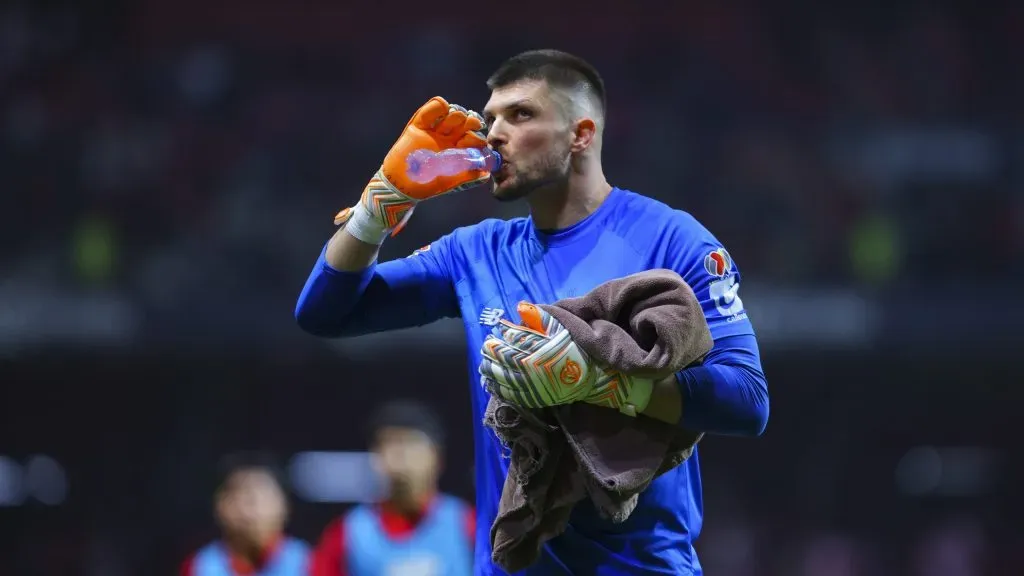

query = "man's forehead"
[[376, 426, 434, 444], [226, 468, 277, 488], [483, 80, 550, 114]]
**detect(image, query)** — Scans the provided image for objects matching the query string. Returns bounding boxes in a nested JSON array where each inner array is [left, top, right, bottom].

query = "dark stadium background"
[[0, 0, 1021, 574]]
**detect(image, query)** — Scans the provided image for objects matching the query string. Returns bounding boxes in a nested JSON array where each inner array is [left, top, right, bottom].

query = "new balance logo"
[[479, 307, 505, 326]]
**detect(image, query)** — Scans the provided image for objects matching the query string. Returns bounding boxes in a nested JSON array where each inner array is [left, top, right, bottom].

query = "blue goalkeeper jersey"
[[296, 187, 769, 575]]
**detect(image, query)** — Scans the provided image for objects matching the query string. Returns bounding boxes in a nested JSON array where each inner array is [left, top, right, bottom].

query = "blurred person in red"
[[181, 451, 310, 575], [311, 399, 474, 576]]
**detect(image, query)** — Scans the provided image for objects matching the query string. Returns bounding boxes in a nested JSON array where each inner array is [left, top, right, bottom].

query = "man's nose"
[[486, 119, 507, 149]]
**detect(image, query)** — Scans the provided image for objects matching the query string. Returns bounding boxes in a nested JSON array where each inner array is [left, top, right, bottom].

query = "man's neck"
[[527, 167, 612, 232], [225, 534, 277, 565], [385, 490, 435, 517]]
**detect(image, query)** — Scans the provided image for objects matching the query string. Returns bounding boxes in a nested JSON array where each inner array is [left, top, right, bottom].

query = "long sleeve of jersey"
[[294, 240, 459, 338], [654, 209, 770, 438], [676, 333, 769, 437]]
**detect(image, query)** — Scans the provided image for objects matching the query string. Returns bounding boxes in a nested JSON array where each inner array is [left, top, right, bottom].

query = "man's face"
[[482, 79, 575, 202], [371, 426, 439, 499], [215, 469, 286, 546]]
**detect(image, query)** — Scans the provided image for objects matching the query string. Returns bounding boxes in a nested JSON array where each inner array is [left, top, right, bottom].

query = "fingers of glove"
[[478, 375, 503, 397], [477, 354, 508, 384], [497, 322, 550, 354], [463, 111, 484, 133], [480, 359, 547, 409], [478, 370, 515, 403], [445, 103, 480, 133], [480, 340, 557, 409], [455, 131, 488, 150], [515, 302, 558, 335], [459, 108, 489, 145], [411, 97, 451, 130], [481, 338, 585, 409], [437, 110, 467, 137], [478, 356, 529, 403], [481, 334, 528, 367], [478, 353, 519, 382], [445, 171, 491, 195]]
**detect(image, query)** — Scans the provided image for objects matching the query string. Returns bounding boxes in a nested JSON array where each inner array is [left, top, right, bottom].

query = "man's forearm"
[[326, 227, 381, 272], [640, 364, 768, 435], [676, 362, 769, 436]]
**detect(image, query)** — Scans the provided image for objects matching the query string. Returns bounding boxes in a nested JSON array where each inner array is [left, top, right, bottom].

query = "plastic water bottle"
[[405, 147, 502, 184]]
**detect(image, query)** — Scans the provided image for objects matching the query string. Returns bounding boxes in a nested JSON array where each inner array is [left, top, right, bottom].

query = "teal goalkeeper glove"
[[478, 302, 654, 417]]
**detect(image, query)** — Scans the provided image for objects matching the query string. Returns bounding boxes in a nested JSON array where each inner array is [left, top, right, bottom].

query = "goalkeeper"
[[296, 49, 769, 576]]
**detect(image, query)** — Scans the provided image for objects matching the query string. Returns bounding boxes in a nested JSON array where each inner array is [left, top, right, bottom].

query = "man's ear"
[[433, 445, 445, 476], [570, 118, 597, 153]]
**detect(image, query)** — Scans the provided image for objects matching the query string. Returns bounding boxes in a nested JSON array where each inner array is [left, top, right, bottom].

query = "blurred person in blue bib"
[[181, 452, 310, 576], [310, 399, 474, 576]]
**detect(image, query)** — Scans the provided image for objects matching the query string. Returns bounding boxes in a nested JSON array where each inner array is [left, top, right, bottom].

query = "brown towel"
[[482, 269, 714, 573]]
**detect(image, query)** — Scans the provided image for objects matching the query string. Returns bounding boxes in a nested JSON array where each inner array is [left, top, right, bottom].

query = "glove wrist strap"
[[620, 378, 654, 417], [343, 202, 390, 245]]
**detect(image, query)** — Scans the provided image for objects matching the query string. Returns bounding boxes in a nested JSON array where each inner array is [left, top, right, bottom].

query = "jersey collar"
[[529, 187, 622, 247], [376, 494, 438, 538]]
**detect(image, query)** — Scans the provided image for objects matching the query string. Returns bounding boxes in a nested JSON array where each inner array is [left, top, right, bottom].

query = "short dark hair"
[[366, 399, 445, 448], [486, 49, 606, 118], [214, 450, 287, 494]]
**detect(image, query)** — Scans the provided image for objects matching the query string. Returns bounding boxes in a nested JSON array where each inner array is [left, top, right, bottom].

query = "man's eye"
[[515, 109, 532, 120]]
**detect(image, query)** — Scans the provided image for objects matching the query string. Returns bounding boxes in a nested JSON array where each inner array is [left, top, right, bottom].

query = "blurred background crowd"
[[0, 0, 1021, 574]]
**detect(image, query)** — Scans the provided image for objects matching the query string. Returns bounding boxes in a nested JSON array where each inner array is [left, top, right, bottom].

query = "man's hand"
[[334, 96, 491, 245], [478, 302, 654, 416]]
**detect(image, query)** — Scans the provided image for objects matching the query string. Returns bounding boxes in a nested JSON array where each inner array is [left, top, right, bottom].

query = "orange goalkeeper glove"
[[334, 96, 491, 244]]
